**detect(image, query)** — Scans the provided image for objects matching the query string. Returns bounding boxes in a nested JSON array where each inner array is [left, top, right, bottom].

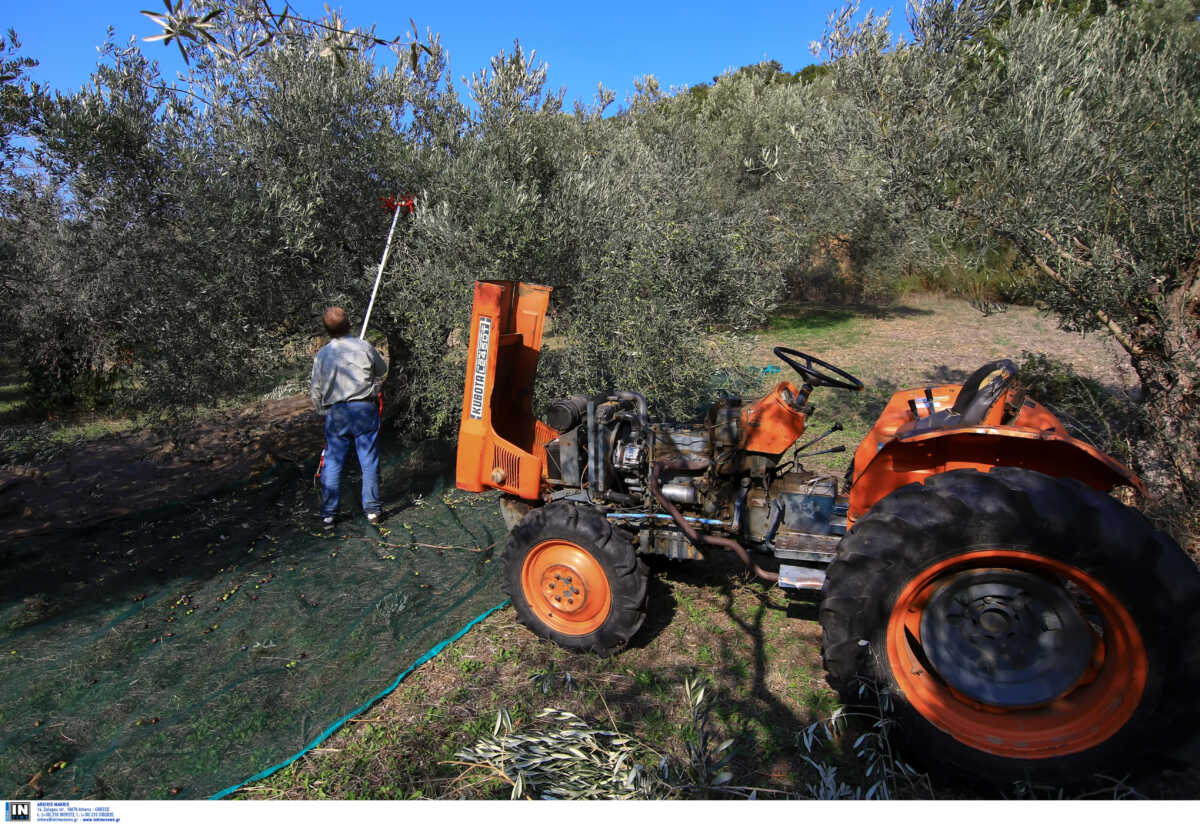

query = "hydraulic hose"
[[649, 460, 779, 584]]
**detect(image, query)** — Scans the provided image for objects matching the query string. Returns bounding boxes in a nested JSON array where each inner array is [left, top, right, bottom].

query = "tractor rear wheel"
[[503, 502, 648, 655], [821, 467, 1200, 784]]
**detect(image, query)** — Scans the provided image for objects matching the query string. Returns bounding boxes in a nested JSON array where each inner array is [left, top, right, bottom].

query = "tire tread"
[[502, 502, 648, 655], [822, 468, 1200, 783]]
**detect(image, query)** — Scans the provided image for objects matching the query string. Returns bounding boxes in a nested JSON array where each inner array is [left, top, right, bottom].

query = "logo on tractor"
[[469, 316, 492, 420]]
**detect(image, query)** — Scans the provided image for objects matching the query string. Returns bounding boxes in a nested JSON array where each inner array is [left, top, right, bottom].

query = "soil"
[[753, 292, 1137, 393], [0, 396, 323, 541]]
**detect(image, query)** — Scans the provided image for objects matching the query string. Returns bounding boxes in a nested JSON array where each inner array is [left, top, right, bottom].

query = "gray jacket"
[[310, 336, 388, 414]]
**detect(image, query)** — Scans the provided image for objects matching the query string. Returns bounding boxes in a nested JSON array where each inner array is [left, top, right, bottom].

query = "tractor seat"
[[895, 360, 1018, 439]]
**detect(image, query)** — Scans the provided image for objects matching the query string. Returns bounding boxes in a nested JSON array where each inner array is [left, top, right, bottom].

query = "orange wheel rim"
[[521, 539, 611, 636], [887, 550, 1147, 759]]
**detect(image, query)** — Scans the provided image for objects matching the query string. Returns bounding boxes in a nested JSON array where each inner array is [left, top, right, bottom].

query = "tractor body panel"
[[455, 280, 555, 499], [848, 385, 1143, 525], [738, 380, 810, 455]]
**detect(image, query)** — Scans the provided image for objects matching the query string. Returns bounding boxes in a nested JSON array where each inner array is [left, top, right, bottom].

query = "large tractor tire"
[[503, 502, 649, 655], [821, 467, 1200, 784]]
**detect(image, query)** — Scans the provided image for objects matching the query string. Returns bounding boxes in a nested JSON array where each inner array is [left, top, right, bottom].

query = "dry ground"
[[756, 292, 1136, 390], [0, 396, 323, 541], [0, 294, 1134, 541]]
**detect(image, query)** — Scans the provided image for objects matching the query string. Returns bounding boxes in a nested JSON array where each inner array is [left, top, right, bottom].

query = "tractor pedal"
[[777, 564, 826, 590]]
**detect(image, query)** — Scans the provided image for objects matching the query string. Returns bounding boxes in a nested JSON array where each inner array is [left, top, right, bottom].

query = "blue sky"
[[7, 1, 899, 105]]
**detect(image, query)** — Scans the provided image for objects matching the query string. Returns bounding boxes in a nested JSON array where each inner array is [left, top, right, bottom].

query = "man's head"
[[322, 306, 351, 337]]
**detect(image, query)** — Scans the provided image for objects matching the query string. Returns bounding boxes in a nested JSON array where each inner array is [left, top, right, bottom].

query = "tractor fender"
[[847, 425, 1144, 526]]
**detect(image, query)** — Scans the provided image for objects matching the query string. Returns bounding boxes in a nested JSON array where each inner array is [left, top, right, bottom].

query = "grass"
[[0, 352, 136, 445], [235, 549, 1192, 800], [766, 307, 865, 347], [0, 376, 27, 415], [237, 558, 858, 800], [0, 352, 312, 467]]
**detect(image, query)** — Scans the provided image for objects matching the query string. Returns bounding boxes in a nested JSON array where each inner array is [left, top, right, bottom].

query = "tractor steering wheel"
[[774, 347, 864, 391]]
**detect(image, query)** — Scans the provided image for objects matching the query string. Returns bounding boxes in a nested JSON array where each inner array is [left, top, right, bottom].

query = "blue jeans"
[[320, 400, 381, 517]]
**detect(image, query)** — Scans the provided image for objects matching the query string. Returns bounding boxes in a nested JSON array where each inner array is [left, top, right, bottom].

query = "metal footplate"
[[777, 564, 826, 590], [772, 532, 841, 564]]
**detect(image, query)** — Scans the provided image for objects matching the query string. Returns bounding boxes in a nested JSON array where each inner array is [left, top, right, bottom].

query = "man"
[[310, 306, 388, 526]]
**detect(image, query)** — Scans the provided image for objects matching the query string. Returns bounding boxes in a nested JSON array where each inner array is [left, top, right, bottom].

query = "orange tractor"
[[455, 280, 1200, 782]]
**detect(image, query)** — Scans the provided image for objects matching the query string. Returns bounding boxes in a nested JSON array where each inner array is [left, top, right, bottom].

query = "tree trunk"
[[1130, 264, 1200, 503], [381, 327, 412, 427]]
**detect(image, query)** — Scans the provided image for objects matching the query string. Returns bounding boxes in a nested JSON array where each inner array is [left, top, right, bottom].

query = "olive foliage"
[[0, 30, 40, 311], [7, 7, 781, 427], [774, 0, 1200, 496]]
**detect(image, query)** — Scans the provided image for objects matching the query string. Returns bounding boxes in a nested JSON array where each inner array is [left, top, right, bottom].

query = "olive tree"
[[783, 0, 1200, 497], [1, 31, 43, 348], [16, 27, 414, 412], [15, 5, 783, 431], [657, 51, 932, 305], [18, 42, 184, 408], [372, 44, 781, 434]]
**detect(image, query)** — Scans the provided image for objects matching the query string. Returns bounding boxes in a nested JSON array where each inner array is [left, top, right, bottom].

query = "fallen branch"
[[441, 759, 519, 795], [363, 536, 499, 554]]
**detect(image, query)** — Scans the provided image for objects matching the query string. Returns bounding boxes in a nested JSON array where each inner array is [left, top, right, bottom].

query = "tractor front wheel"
[[503, 502, 648, 655], [821, 468, 1200, 784]]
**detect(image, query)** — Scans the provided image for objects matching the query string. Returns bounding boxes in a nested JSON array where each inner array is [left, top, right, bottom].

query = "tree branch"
[[146, 83, 214, 108], [989, 224, 1144, 359], [1027, 250, 1144, 358], [1034, 227, 1093, 269]]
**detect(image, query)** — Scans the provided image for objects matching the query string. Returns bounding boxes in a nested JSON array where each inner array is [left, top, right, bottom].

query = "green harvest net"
[[0, 438, 508, 799]]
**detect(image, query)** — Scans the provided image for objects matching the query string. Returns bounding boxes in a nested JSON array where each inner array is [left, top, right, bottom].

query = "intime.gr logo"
[[4, 801, 31, 822]]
